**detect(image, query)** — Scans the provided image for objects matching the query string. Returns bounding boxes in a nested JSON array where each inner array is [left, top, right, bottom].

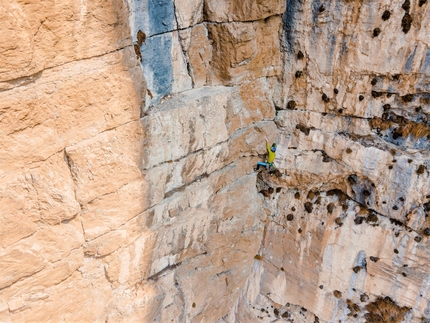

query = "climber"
[[255, 136, 277, 173]]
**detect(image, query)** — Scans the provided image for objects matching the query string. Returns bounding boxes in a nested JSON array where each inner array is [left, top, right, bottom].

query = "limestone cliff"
[[0, 0, 429, 322]]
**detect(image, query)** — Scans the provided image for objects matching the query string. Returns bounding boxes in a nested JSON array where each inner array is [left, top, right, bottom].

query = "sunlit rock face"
[[0, 0, 429, 322]]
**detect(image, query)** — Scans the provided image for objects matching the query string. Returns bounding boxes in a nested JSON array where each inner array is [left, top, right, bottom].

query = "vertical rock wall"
[[0, 0, 283, 321], [125, 1, 285, 321], [231, 0, 430, 322], [0, 0, 147, 321], [0, 0, 429, 322]]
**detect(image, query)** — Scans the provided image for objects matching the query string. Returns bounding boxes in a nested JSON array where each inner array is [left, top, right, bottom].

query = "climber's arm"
[[265, 137, 270, 152]]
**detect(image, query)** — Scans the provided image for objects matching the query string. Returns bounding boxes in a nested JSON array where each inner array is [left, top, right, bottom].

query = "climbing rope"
[[263, 169, 269, 208]]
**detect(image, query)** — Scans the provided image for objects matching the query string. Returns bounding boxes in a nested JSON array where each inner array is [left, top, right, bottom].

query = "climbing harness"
[[265, 167, 268, 191], [268, 162, 275, 173]]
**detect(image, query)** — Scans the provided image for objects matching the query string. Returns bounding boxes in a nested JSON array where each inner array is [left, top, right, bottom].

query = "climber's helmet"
[[271, 143, 277, 152]]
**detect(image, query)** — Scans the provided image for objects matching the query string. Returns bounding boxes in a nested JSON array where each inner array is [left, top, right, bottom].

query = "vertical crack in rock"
[[172, 2, 195, 88], [63, 149, 85, 238], [174, 276, 186, 322]]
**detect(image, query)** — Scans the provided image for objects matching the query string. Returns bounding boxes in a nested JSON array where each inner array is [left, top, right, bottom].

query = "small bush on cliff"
[[364, 296, 410, 323]]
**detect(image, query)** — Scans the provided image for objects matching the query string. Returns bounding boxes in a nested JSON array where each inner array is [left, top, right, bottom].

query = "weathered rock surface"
[[204, 0, 285, 22], [0, 0, 131, 85], [1, 0, 429, 322], [228, 0, 430, 322]]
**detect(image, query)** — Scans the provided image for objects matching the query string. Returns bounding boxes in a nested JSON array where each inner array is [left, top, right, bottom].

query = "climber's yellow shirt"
[[266, 142, 276, 163]]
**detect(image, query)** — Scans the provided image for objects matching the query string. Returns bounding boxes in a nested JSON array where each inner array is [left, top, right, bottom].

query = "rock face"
[[0, 0, 429, 323], [239, 1, 430, 321]]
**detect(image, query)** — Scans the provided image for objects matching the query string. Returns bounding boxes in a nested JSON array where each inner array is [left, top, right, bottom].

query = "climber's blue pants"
[[256, 162, 275, 171]]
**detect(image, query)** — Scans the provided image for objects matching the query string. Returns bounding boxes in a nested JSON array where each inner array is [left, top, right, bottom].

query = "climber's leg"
[[256, 162, 268, 171], [268, 162, 275, 174]]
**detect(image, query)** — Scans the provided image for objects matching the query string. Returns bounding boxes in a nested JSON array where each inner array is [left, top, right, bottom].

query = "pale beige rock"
[[179, 24, 213, 87], [65, 121, 144, 204], [1, 0, 430, 321], [80, 179, 152, 241], [141, 87, 230, 168], [276, 110, 372, 136], [84, 216, 144, 258], [0, 152, 79, 248], [145, 174, 264, 323], [274, 131, 430, 222], [227, 78, 276, 133], [405, 207, 426, 231], [204, 0, 286, 22], [0, 47, 144, 172], [103, 232, 156, 287], [229, 0, 430, 317], [170, 32, 193, 94], [282, 0, 430, 117], [0, 0, 131, 83], [232, 190, 430, 321], [204, 17, 283, 85], [145, 141, 230, 197], [227, 121, 278, 164], [0, 218, 84, 313], [30, 218, 84, 263], [0, 249, 83, 315], [0, 247, 46, 290], [0, 0, 144, 321], [0, 249, 83, 301], [174, 0, 203, 28], [104, 283, 159, 323], [0, 174, 40, 248], [10, 271, 112, 323], [210, 156, 260, 193]]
